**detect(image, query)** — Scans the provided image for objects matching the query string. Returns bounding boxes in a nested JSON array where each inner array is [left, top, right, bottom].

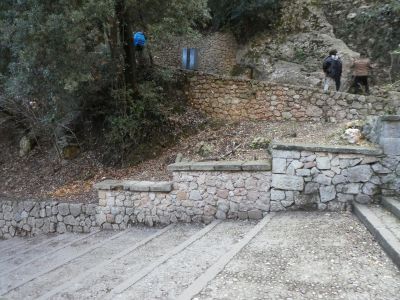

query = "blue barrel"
[[182, 48, 198, 70]]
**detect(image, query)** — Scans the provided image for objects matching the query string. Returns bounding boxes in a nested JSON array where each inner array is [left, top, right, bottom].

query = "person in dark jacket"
[[323, 49, 343, 92]]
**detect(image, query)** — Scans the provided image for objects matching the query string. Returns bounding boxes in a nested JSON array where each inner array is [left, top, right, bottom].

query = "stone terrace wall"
[[270, 144, 387, 211], [0, 200, 97, 239], [94, 145, 397, 229], [185, 72, 397, 122], [153, 32, 238, 75], [95, 162, 272, 229]]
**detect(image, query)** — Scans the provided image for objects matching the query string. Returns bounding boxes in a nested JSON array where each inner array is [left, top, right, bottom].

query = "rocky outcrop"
[[236, 0, 360, 91]]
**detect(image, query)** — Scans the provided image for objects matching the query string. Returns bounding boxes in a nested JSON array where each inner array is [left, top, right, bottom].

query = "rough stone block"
[[272, 175, 304, 191], [64, 215, 77, 226], [372, 163, 392, 174], [314, 174, 332, 186], [304, 182, 319, 194], [342, 183, 361, 194], [337, 193, 354, 203], [189, 190, 202, 201], [296, 169, 311, 177], [347, 165, 373, 183], [69, 204, 82, 217], [316, 157, 331, 170], [319, 186, 336, 203], [272, 158, 287, 173], [58, 203, 70, 216], [271, 189, 286, 200]]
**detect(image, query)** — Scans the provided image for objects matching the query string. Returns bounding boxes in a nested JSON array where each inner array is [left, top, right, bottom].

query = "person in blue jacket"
[[133, 31, 146, 51]]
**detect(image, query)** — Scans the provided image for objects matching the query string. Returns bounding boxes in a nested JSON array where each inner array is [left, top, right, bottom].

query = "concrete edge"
[[382, 197, 400, 220], [380, 115, 400, 122], [167, 160, 272, 172], [353, 203, 400, 269], [94, 180, 173, 192], [271, 143, 383, 156]]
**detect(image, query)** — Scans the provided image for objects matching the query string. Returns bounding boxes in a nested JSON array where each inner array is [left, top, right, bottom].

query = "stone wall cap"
[[380, 115, 400, 121], [94, 180, 173, 192], [168, 160, 272, 172], [271, 143, 383, 156]]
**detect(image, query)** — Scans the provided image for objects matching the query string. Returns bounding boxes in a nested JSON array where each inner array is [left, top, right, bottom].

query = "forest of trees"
[[0, 0, 282, 162]]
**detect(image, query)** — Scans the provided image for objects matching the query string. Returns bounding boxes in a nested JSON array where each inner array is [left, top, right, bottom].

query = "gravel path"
[[195, 212, 400, 300]]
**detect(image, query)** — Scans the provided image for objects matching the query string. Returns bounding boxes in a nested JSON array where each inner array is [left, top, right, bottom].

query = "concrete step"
[[0, 233, 67, 259], [112, 220, 261, 299], [0, 232, 92, 269], [382, 197, 400, 220], [353, 203, 400, 269], [3, 226, 163, 299], [40, 223, 205, 300], [0, 229, 119, 295], [1, 212, 399, 299]]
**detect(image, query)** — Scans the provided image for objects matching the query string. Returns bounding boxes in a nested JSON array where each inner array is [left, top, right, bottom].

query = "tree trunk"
[[115, 0, 137, 90]]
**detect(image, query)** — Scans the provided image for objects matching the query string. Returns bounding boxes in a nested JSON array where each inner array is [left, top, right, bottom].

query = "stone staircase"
[[1, 212, 399, 299], [354, 197, 400, 269]]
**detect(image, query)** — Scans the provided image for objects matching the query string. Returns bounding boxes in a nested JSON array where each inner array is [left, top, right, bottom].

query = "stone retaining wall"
[[185, 72, 398, 122], [0, 200, 97, 239], [94, 162, 272, 229], [94, 143, 398, 229], [3, 119, 399, 238], [270, 144, 386, 211]]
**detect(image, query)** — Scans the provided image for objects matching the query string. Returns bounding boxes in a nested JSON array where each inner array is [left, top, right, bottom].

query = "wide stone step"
[[0, 233, 66, 258], [0, 232, 94, 272], [353, 203, 400, 269], [3, 227, 162, 300], [382, 197, 400, 220], [0, 229, 118, 295], [41, 224, 204, 299], [111, 220, 258, 299]]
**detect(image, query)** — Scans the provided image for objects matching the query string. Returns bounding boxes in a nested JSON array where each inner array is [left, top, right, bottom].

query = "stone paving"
[[0, 212, 399, 300]]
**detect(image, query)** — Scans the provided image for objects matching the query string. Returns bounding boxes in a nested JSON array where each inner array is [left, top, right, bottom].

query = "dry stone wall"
[[185, 72, 397, 122], [93, 143, 398, 229], [0, 200, 97, 239], [94, 162, 272, 229], [270, 144, 386, 211]]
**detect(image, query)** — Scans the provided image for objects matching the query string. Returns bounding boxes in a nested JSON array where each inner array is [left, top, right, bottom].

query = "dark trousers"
[[334, 77, 341, 91], [354, 76, 369, 94]]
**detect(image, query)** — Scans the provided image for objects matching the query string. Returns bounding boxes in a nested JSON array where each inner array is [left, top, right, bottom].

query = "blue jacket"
[[133, 32, 146, 46]]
